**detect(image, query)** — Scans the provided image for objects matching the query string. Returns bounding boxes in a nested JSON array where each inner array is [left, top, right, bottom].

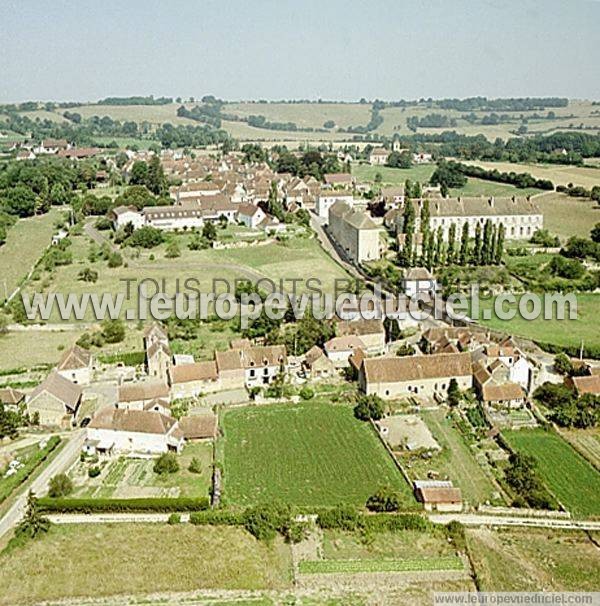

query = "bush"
[[316, 505, 360, 531], [299, 386, 315, 400], [37, 497, 210, 513], [243, 502, 294, 542], [107, 252, 123, 268], [88, 466, 101, 478], [48, 474, 73, 498], [168, 513, 181, 525], [188, 457, 202, 474], [353, 394, 384, 421], [153, 452, 179, 475], [366, 486, 402, 512]]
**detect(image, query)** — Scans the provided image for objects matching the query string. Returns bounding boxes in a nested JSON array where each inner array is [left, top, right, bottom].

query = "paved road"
[[428, 513, 600, 531], [0, 430, 85, 539]]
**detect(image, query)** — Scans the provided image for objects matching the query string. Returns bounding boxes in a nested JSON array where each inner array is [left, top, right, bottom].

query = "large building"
[[327, 201, 381, 264], [393, 196, 543, 241], [358, 352, 472, 399]]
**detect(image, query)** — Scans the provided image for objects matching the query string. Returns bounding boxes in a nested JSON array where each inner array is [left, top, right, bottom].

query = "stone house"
[[27, 371, 83, 428]]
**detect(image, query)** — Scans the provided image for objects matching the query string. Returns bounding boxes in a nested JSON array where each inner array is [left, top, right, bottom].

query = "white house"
[[237, 203, 266, 229], [111, 206, 145, 231], [316, 192, 354, 221], [56, 345, 93, 385], [324, 335, 366, 368], [85, 407, 184, 456]]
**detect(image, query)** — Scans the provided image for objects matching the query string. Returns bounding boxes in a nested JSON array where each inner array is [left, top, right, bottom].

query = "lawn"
[[407, 410, 502, 507], [221, 401, 414, 508], [466, 527, 600, 591], [503, 428, 600, 517], [472, 293, 600, 351], [532, 191, 599, 239], [0, 523, 292, 605], [69, 442, 213, 498], [0, 208, 64, 302]]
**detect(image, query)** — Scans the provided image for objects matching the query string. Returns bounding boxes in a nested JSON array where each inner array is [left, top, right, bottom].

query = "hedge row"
[[0, 436, 61, 505], [37, 496, 210, 513], [97, 351, 146, 366], [535, 341, 600, 360], [316, 507, 430, 533]]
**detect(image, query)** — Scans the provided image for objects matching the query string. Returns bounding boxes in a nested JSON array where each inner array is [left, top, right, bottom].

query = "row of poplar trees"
[[397, 184, 505, 269]]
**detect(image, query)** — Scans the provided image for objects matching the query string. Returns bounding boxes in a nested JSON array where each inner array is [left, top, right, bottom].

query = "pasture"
[[532, 192, 599, 239], [407, 410, 502, 507], [472, 293, 600, 351], [0, 208, 64, 302], [69, 103, 196, 126], [462, 160, 600, 190], [20, 231, 353, 323], [220, 401, 414, 507], [503, 428, 600, 517], [0, 524, 292, 604], [466, 527, 600, 591], [560, 428, 600, 470]]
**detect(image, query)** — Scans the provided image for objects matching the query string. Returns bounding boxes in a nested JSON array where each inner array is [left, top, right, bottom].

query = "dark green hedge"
[[97, 351, 146, 366], [37, 496, 210, 513], [535, 341, 600, 360]]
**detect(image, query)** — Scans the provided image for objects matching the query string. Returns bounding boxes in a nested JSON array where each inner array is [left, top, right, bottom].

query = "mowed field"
[[462, 160, 600, 189], [408, 410, 501, 507], [351, 164, 543, 197], [0, 524, 292, 605], [559, 427, 600, 470], [221, 401, 414, 507], [503, 428, 600, 517], [472, 293, 600, 350], [466, 527, 600, 591], [532, 192, 599, 238], [0, 208, 64, 301]]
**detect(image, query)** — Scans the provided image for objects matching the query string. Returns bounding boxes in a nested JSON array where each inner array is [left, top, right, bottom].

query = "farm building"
[[302, 345, 337, 379], [27, 371, 82, 428], [117, 380, 171, 410], [169, 361, 220, 398], [415, 484, 463, 512], [0, 387, 25, 409], [56, 345, 93, 385]]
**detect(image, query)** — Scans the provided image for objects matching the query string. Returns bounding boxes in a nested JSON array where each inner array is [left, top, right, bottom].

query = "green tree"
[[130, 160, 149, 185], [165, 240, 181, 258], [553, 353, 574, 376], [101, 318, 125, 343], [591, 223, 600, 244], [495, 223, 505, 264], [447, 222, 457, 264], [154, 452, 179, 475], [48, 473, 73, 498], [459, 222, 470, 265], [78, 267, 98, 283], [202, 221, 217, 242], [366, 486, 402, 512], [354, 394, 384, 421], [473, 222, 482, 265], [447, 378, 462, 407], [17, 491, 50, 539], [146, 155, 167, 195]]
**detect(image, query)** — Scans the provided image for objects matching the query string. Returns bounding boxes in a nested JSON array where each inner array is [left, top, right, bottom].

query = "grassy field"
[[298, 556, 463, 574], [69, 103, 196, 126], [221, 401, 414, 507], [503, 428, 600, 517], [532, 192, 599, 239], [0, 325, 144, 372], [0, 523, 292, 605], [559, 427, 600, 470], [466, 527, 600, 591], [406, 410, 501, 507], [472, 293, 600, 350], [21, 231, 352, 323], [463, 160, 600, 189], [351, 164, 542, 197], [69, 442, 213, 498], [0, 208, 64, 302]]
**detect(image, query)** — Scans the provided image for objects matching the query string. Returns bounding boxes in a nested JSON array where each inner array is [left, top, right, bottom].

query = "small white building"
[[111, 206, 145, 231], [324, 335, 366, 368], [85, 407, 184, 456], [237, 203, 266, 229], [56, 345, 93, 385]]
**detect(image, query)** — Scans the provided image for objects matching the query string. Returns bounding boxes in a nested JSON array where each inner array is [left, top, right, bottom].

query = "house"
[[567, 375, 600, 396], [327, 201, 381, 263], [56, 345, 93, 385], [146, 340, 171, 382], [369, 147, 390, 165], [16, 149, 36, 161], [415, 485, 462, 512], [358, 352, 473, 399], [111, 206, 145, 231], [413, 152, 433, 164], [316, 192, 354, 221], [237, 203, 266, 229], [403, 267, 438, 299], [215, 344, 287, 389], [324, 336, 366, 368], [34, 139, 69, 155], [117, 380, 170, 410], [0, 387, 25, 409], [169, 361, 220, 398], [85, 407, 184, 456], [27, 371, 82, 428], [324, 173, 354, 188], [336, 319, 386, 354], [481, 381, 526, 408], [380, 186, 405, 207], [179, 413, 218, 440], [302, 345, 337, 379]]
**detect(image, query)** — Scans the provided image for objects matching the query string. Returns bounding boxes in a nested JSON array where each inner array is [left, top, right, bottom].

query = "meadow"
[[0, 208, 64, 302], [0, 524, 293, 605], [503, 428, 600, 517], [466, 527, 600, 591], [220, 401, 414, 508], [559, 427, 600, 470], [531, 192, 599, 239], [471, 293, 600, 351]]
